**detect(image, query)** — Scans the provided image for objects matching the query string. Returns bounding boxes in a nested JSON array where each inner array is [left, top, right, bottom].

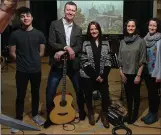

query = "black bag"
[[108, 101, 127, 126]]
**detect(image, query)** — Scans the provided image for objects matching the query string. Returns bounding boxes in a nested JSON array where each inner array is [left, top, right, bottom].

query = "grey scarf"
[[124, 34, 139, 45], [144, 32, 161, 48]]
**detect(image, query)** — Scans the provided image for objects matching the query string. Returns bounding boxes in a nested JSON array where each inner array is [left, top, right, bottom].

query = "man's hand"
[[54, 51, 66, 61], [96, 76, 103, 83], [64, 46, 75, 60]]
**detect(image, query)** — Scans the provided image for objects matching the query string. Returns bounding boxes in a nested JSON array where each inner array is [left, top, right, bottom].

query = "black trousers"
[[80, 77, 110, 113], [144, 74, 160, 113], [16, 71, 41, 120], [124, 74, 141, 121]]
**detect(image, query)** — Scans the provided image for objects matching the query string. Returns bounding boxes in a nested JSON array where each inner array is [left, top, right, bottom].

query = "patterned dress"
[[147, 44, 157, 74]]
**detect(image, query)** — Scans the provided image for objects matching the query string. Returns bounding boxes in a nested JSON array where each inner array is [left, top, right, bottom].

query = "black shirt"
[[91, 40, 102, 77], [9, 28, 46, 73]]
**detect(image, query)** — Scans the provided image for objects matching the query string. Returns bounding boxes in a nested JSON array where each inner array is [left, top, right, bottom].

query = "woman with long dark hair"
[[141, 18, 161, 124], [80, 21, 111, 128], [118, 19, 147, 124]]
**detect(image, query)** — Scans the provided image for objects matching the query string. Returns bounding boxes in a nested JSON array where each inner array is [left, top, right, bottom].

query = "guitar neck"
[[62, 54, 67, 101]]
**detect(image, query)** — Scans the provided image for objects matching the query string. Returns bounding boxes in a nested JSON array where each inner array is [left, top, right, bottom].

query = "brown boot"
[[101, 112, 109, 128], [88, 111, 95, 126]]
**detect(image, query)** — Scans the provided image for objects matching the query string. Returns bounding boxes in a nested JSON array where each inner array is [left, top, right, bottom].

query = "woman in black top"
[[80, 21, 111, 128]]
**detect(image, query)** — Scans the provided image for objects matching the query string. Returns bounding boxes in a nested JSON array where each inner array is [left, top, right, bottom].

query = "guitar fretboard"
[[61, 54, 67, 102]]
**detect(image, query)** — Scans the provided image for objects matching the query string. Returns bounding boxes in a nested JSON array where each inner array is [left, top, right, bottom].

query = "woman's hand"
[[96, 76, 103, 83], [120, 70, 127, 83], [134, 75, 141, 84]]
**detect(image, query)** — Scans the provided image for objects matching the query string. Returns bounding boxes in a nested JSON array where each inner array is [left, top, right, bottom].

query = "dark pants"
[[46, 65, 85, 117], [124, 74, 141, 121], [16, 71, 41, 120], [80, 77, 110, 113], [144, 74, 160, 113]]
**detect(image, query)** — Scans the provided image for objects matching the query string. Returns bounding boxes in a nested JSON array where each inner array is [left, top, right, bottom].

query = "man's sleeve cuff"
[[64, 46, 69, 50]]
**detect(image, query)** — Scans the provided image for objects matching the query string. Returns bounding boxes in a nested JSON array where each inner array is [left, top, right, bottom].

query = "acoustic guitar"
[[49, 54, 76, 124]]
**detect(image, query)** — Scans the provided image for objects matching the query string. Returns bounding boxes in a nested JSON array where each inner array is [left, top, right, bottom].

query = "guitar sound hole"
[[60, 100, 67, 107], [57, 112, 68, 116]]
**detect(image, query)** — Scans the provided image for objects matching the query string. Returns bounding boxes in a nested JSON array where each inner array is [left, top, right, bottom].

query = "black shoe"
[[88, 114, 95, 126], [123, 115, 129, 122], [132, 112, 138, 123], [43, 119, 53, 129], [144, 113, 158, 125], [79, 111, 86, 120], [141, 112, 152, 121], [127, 115, 133, 124], [127, 117, 137, 124], [101, 112, 109, 128]]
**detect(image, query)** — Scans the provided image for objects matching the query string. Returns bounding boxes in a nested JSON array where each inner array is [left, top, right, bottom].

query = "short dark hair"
[[123, 19, 139, 36], [64, 1, 77, 11], [87, 21, 102, 41], [16, 7, 32, 17], [147, 18, 161, 33]]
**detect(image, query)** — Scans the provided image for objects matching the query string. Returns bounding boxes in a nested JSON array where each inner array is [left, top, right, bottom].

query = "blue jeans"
[[46, 65, 85, 116]]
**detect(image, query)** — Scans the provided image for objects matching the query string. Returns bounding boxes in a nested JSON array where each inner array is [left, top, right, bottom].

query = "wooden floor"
[[1, 57, 161, 134]]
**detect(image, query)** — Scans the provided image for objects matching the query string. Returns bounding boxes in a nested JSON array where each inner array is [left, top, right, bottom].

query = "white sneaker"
[[11, 128, 19, 133], [32, 115, 45, 126]]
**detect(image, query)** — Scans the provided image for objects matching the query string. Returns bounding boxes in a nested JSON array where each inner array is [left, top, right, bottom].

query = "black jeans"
[[124, 74, 141, 121], [80, 77, 110, 113], [16, 71, 41, 120], [144, 74, 160, 113]]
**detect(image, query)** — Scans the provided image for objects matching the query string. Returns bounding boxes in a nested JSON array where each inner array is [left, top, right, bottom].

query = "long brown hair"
[[87, 21, 102, 44]]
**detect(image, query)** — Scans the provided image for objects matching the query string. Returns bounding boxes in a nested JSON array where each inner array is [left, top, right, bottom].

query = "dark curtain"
[[123, 0, 153, 37], [30, 0, 57, 56], [1, 25, 12, 51], [30, 0, 57, 37]]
